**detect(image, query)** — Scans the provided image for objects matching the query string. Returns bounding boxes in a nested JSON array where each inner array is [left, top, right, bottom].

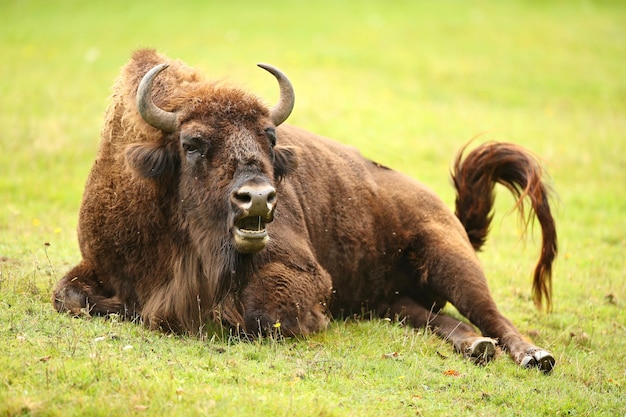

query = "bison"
[[53, 49, 557, 372]]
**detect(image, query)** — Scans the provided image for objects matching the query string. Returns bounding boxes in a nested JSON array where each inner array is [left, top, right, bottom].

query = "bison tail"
[[451, 142, 558, 311]]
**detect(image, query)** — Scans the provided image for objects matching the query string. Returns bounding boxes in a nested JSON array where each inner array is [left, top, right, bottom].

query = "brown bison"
[[53, 49, 557, 372]]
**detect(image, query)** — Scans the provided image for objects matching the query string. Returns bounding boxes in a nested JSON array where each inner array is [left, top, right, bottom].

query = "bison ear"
[[273, 145, 298, 182], [125, 142, 180, 179]]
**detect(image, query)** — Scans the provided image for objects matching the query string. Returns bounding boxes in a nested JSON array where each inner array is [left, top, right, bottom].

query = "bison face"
[[177, 120, 279, 254], [128, 62, 297, 254]]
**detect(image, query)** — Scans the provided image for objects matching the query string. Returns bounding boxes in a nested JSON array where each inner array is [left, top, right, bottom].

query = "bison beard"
[[52, 49, 558, 372]]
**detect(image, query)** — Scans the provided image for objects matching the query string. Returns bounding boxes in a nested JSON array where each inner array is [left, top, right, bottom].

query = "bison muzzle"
[[53, 49, 558, 372]]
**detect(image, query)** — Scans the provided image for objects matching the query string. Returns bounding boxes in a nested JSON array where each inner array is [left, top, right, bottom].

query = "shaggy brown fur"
[[53, 49, 558, 371]]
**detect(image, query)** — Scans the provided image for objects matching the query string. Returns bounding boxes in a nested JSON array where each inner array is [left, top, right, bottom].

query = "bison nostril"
[[267, 190, 277, 204], [234, 191, 252, 205]]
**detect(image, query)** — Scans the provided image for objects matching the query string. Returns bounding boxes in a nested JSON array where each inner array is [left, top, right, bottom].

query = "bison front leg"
[[240, 261, 332, 337]]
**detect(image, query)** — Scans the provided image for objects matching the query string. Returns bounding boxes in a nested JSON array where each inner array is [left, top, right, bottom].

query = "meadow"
[[1, 0, 625, 415]]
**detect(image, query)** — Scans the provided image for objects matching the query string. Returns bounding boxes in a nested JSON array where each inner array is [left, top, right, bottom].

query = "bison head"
[[127, 62, 297, 254]]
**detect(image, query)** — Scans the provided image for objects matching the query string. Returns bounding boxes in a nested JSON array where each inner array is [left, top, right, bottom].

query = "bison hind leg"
[[387, 296, 499, 364], [52, 262, 124, 317], [519, 348, 556, 373], [463, 337, 498, 365]]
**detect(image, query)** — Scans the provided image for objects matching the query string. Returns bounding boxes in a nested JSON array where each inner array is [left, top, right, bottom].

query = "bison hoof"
[[520, 349, 555, 373], [464, 337, 497, 364]]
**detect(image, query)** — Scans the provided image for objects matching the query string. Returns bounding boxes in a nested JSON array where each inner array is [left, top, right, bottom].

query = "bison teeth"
[[238, 227, 267, 235], [233, 216, 268, 240], [236, 216, 267, 233], [233, 216, 269, 253]]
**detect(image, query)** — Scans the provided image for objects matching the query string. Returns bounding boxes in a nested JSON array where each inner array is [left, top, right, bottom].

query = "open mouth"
[[233, 216, 269, 253]]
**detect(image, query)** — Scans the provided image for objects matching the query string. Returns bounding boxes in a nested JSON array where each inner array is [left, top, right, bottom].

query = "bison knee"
[[52, 264, 124, 317], [53, 281, 124, 317], [52, 283, 89, 316]]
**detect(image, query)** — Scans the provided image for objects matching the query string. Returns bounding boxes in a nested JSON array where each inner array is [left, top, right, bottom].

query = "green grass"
[[1, 0, 625, 415]]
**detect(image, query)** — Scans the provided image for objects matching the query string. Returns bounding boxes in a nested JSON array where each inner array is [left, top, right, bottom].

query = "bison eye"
[[264, 127, 277, 147], [181, 137, 206, 158], [182, 143, 199, 154]]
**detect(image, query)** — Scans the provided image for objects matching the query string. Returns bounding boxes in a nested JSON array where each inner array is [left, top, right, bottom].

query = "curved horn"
[[257, 63, 295, 126], [136, 63, 178, 133]]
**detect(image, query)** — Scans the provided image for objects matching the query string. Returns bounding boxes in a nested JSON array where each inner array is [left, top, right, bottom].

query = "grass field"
[[1, 0, 625, 416]]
